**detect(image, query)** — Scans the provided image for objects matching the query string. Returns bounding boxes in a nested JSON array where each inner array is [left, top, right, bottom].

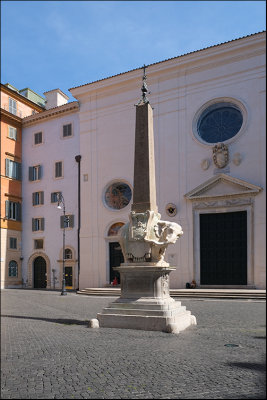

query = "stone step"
[[100, 305, 187, 317], [77, 288, 266, 299]]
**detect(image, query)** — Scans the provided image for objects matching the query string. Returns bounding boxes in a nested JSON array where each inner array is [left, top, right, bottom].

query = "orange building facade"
[[1, 84, 44, 288]]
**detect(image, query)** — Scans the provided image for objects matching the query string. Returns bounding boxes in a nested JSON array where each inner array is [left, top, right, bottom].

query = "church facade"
[[4, 32, 264, 290], [70, 31, 265, 290]]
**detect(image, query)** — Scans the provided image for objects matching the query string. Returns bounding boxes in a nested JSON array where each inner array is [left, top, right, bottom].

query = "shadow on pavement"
[[1, 314, 88, 326], [227, 361, 266, 372]]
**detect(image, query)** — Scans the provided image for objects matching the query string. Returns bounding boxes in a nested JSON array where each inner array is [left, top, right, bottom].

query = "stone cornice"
[[22, 102, 79, 127]]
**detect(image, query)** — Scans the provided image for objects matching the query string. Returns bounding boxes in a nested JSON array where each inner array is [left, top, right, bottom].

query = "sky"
[[1, 0, 266, 102]]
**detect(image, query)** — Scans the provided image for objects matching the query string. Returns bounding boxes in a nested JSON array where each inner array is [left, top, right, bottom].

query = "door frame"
[[33, 256, 47, 288], [193, 198, 254, 287], [27, 252, 51, 289]]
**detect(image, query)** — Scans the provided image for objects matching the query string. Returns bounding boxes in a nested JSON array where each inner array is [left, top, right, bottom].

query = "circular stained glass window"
[[197, 103, 243, 144], [104, 182, 132, 210]]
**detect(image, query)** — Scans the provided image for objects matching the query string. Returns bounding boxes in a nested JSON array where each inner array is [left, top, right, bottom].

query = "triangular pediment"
[[184, 174, 262, 201]]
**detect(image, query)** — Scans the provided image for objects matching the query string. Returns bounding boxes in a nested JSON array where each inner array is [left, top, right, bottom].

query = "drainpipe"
[[75, 155, 81, 291]]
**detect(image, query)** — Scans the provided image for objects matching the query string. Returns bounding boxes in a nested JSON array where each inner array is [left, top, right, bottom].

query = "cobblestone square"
[[1, 289, 266, 399]]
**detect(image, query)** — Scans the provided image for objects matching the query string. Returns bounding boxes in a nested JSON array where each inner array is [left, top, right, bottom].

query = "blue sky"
[[1, 1, 266, 102]]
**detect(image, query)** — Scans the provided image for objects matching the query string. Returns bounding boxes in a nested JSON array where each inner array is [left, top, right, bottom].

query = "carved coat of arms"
[[212, 143, 229, 169]]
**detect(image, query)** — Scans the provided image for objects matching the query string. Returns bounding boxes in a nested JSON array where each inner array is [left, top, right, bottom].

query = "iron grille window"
[[8, 126, 17, 140], [5, 201, 21, 221], [55, 162, 63, 178], [63, 124, 72, 137], [5, 159, 22, 180], [34, 132, 43, 145], [8, 260, 18, 277], [64, 248, 73, 259], [9, 237, 17, 249]]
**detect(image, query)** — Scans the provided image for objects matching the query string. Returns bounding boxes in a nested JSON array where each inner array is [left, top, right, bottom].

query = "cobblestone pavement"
[[1, 289, 266, 399]]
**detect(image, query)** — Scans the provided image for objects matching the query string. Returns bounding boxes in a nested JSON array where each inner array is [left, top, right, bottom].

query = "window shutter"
[[17, 203, 22, 221], [6, 159, 10, 177], [69, 215, 74, 228], [32, 193, 35, 205], [17, 163, 22, 181], [5, 201, 10, 218], [41, 218, 45, 231], [29, 166, 33, 181], [32, 218, 35, 232], [39, 165, 42, 180], [41, 191, 44, 204], [60, 215, 64, 229], [14, 128, 17, 141]]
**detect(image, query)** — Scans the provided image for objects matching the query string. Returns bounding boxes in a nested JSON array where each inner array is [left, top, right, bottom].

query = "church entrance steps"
[[77, 287, 266, 300]]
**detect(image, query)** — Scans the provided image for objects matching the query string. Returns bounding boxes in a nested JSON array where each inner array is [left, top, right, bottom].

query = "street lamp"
[[57, 193, 67, 296]]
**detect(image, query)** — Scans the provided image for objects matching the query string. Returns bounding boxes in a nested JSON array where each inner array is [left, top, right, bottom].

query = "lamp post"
[[57, 193, 67, 296]]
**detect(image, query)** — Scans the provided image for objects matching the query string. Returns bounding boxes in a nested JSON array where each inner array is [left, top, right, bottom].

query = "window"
[[8, 126, 17, 140], [34, 239, 43, 249], [6, 159, 22, 180], [9, 237, 17, 249], [51, 191, 62, 203], [108, 222, 124, 236], [5, 201, 21, 221], [32, 192, 44, 206], [197, 102, 243, 144], [8, 260, 18, 277], [34, 132, 43, 145], [104, 182, 132, 210], [9, 98, 17, 115], [64, 248, 73, 259], [29, 165, 42, 181], [55, 162, 63, 178], [60, 215, 74, 229], [32, 218, 45, 232], [63, 124, 72, 137]]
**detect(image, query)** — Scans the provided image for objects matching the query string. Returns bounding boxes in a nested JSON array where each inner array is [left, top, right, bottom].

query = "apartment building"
[[21, 90, 80, 290], [1, 83, 45, 288]]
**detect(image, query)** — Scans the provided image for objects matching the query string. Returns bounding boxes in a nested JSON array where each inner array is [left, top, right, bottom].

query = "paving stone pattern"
[[1, 289, 266, 399]]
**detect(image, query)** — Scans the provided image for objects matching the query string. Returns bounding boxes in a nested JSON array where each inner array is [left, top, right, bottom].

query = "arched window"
[[108, 222, 124, 236], [64, 248, 73, 260], [8, 260, 18, 277]]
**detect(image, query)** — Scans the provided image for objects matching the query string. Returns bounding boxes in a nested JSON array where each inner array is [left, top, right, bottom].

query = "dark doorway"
[[65, 266, 73, 288], [109, 242, 124, 284], [200, 211, 247, 285], [33, 256, 47, 288]]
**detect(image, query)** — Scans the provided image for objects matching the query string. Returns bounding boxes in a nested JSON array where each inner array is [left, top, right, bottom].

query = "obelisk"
[[97, 66, 196, 334]]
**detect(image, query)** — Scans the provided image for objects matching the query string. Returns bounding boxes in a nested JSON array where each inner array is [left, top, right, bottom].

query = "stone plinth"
[[97, 264, 197, 334]]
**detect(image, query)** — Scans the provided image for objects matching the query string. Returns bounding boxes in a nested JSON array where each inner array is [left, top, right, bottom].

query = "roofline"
[[69, 31, 266, 92], [22, 101, 79, 126], [43, 88, 69, 100], [0, 83, 45, 111], [19, 87, 46, 101]]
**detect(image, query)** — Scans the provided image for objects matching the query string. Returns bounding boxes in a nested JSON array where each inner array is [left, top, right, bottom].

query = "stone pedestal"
[[97, 264, 197, 334]]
